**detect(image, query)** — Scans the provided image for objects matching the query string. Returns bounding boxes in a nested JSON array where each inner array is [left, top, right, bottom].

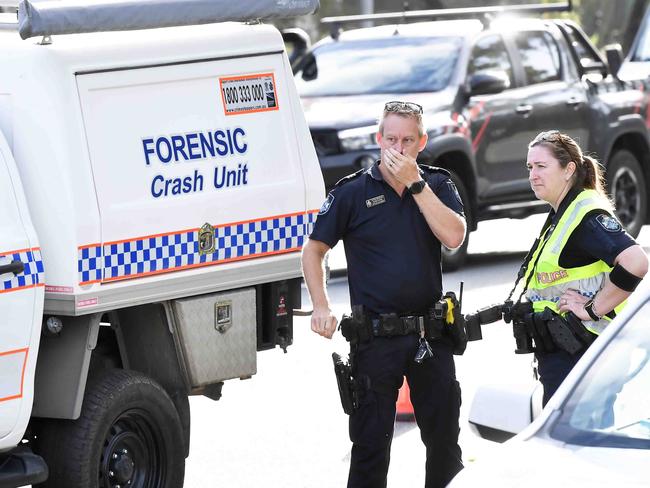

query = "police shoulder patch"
[[319, 193, 335, 215], [596, 214, 622, 232]]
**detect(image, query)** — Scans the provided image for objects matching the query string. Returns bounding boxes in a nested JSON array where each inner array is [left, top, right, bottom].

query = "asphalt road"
[[184, 214, 605, 487]]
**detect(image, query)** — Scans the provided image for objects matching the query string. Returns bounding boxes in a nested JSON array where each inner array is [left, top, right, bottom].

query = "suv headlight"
[[338, 125, 378, 152]]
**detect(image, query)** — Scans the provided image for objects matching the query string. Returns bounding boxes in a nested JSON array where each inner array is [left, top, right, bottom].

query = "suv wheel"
[[442, 172, 471, 271], [607, 149, 647, 238], [34, 369, 185, 488]]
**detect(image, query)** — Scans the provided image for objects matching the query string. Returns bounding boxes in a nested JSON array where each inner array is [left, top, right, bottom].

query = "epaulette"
[[334, 168, 366, 188], [419, 164, 451, 177]]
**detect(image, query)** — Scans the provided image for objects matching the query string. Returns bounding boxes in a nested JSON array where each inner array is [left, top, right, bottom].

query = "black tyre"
[[34, 369, 185, 488], [606, 149, 647, 238], [442, 172, 471, 271]]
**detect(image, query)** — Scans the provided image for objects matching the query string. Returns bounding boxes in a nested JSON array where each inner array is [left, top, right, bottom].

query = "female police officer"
[[524, 130, 647, 405], [302, 101, 466, 488]]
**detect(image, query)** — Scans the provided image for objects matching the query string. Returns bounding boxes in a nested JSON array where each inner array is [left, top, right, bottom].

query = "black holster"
[[549, 310, 596, 354], [332, 352, 358, 415], [433, 292, 467, 355], [516, 307, 596, 355]]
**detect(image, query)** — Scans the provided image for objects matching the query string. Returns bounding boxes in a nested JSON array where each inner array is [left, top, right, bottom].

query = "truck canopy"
[[16, 0, 320, 39], [0, 12, 323, 316]]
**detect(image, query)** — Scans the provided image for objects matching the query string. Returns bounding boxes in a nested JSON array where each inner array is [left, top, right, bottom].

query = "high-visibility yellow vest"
[[524, 189, 625, 335]]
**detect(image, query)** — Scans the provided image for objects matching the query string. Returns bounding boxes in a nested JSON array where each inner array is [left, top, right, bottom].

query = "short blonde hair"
[[379, 101, 424, 137]]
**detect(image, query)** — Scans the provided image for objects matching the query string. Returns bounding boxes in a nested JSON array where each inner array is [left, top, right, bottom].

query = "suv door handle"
[[515, 104, 532, 115], [566, 97, 581, 107], [0, 260, 25, 276]]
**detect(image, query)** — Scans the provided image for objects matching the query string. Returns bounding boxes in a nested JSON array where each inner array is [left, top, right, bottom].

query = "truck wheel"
[[34, 369, 185, 488], [607, 149, 647, 238], [442, 172, 471, 271]]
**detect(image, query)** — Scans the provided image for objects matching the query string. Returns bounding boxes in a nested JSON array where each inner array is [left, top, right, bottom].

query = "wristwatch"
[[584, 298, 602, 321], [408, 179, 426, 194]]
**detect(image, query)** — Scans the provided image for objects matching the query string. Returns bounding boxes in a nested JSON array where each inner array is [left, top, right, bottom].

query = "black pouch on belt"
[[563, 312, 597, 348], [542, 308, 584, 355], [529, 311, 556, 353], [339, 305, 372, 345]]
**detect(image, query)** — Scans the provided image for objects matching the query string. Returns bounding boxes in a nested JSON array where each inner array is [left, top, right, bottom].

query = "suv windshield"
[[551, 301, 650, 449], [295, 36, 463, 97]]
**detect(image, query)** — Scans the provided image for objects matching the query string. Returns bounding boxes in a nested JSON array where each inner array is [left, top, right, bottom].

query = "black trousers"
[[536, 349, 584, 406], [347, 335, 463, 488]]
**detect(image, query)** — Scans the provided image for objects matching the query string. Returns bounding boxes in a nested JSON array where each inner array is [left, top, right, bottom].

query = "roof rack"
[[321, 1, 571, 39], [9, 0, 319, 40]]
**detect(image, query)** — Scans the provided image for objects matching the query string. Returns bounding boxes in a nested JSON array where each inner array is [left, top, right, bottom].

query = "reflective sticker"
[[596, 214, 622, 232], [0, 348, 28, 402], [365, 195, 386, 208], [319, 193, 335, 215], [219, 72, 279, 116], [447, 181, 463, 205]]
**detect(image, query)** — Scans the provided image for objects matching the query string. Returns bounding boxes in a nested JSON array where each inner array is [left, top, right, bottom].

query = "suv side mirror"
[[604, 43, 624, 78], [580, 58, 608, 78], [281, 28, 311, 68], [467, 70, 510, 97]]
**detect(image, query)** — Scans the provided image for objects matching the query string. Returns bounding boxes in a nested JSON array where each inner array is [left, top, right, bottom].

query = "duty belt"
[[371, 314, 429, 337], [340, 294, 467, 354]]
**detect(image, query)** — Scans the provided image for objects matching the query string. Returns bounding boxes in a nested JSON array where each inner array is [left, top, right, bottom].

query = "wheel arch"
[[110, 303, 192, 457], [435, 150, 477, 231], [607, 131, 650, 226], [32, 305, 192, 458], [420, 135, 478, 231]]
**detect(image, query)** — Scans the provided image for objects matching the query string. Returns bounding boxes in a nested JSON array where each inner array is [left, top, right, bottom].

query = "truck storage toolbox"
[[171, 288, 257, 386]]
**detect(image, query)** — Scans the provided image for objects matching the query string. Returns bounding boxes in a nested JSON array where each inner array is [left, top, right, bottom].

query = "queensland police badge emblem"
[[319, 193, 335, 215], [199, 222, 216, 255], [596, 214, 622, 233]]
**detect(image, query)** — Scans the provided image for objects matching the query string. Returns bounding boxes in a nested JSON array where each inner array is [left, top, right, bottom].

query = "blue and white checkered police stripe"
[[78, 245, 103, 284], [1, 248, 44, 292], [78, 212, 319, 284]]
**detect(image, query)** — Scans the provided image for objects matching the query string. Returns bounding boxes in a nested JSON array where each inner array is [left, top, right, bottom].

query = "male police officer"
[[302, 101, 466, 488]]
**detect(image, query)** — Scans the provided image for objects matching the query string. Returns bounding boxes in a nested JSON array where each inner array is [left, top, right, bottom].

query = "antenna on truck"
[[321, 1, 572, 39]]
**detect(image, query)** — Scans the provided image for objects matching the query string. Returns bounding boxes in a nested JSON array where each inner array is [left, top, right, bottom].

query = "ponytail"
[[580, 155, 607, 197]]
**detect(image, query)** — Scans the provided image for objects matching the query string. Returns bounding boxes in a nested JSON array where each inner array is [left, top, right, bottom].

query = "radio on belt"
[[0, 1, 323, 486]]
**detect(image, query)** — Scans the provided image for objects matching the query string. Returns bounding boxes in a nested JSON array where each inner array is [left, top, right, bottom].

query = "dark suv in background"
[[290, 3, 650, 269]]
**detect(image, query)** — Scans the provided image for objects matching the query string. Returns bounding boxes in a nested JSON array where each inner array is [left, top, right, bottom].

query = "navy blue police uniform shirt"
[[309, 161, 464, 315], [552, 188, 636, 268]]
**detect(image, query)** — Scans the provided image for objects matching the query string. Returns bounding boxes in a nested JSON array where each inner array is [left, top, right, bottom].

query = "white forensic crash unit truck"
[[0, 0, 323, 486]]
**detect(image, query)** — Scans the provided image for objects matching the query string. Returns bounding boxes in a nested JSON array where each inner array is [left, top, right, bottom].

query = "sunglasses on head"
[[535, 130, 563, 142], [533, 130, 575, 150], [384, 101, 423, 114]]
